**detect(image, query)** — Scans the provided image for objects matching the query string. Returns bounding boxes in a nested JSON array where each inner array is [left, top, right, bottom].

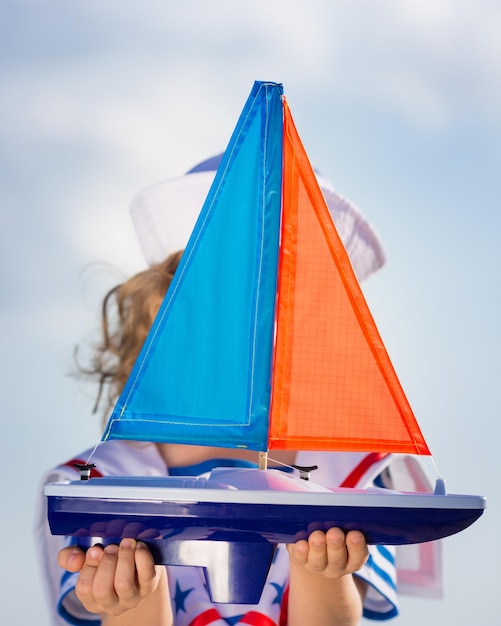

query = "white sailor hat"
[[130, 154, 385, 282]]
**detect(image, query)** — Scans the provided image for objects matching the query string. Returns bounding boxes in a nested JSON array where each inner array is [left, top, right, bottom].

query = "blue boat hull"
[[45, 472, 485, 603]]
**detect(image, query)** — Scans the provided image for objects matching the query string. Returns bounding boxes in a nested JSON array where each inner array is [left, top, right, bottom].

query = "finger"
[[323, 527, 351, 575], [58, 546, 86, 572], [74, 544, 106, 613], [287, 538, 309, 566], [92, 544, 134, 615], [345, 530, 369, 572], [134, 541, 159, 596], [305, 530, 329, 573], [112, 539, 142, 607]]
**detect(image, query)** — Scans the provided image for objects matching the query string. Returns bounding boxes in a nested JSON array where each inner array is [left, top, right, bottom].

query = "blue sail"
[[103, 82, 284, 450]]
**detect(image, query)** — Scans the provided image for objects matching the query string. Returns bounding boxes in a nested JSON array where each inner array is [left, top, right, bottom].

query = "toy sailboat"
[[45, 81, 485, 604]]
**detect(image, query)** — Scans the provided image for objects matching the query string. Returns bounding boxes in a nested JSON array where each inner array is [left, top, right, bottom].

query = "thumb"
[[58, 546, 86, 572]]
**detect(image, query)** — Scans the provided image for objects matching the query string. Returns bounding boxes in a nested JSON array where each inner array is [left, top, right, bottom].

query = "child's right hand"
[[58, 539, 163, 618]]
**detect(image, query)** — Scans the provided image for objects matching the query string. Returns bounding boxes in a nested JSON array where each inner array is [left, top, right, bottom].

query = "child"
[[36, 156, 399, 626]]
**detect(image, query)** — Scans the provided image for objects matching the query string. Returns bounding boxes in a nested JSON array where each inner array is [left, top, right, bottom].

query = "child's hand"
[[58, 539, 162, 617], [287, 527, 368, 579], [286, 528, 368, 625]]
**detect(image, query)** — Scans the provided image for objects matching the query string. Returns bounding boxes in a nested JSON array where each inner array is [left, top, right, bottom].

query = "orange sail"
[[269, 98, 430, 455]]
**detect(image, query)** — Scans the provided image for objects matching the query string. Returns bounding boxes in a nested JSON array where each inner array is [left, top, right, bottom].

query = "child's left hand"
[[286, 528, 368, 625], [287, 527, 368, 579]]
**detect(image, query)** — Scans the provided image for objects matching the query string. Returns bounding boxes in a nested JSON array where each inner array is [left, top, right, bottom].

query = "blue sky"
[[1, 1, 499, 624]]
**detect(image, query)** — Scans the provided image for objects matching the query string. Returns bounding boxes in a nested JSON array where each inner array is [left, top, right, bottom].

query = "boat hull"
[[45, 471, 485, 602], [47, 488, 484, 546]]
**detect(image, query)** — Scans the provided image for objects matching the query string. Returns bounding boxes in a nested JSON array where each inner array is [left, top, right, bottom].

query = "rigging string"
[[85, 439, 103, 466]]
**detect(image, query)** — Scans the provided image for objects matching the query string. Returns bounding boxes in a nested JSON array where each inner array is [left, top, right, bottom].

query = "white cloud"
[[3, 0, 500, 180], [320, 0, 501, 129]]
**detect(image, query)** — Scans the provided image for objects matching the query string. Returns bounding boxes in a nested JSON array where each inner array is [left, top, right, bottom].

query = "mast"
[[258, 451, 268, 470]]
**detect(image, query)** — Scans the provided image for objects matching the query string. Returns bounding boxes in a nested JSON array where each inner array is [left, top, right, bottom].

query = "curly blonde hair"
[[81, 250, 183, 417]]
